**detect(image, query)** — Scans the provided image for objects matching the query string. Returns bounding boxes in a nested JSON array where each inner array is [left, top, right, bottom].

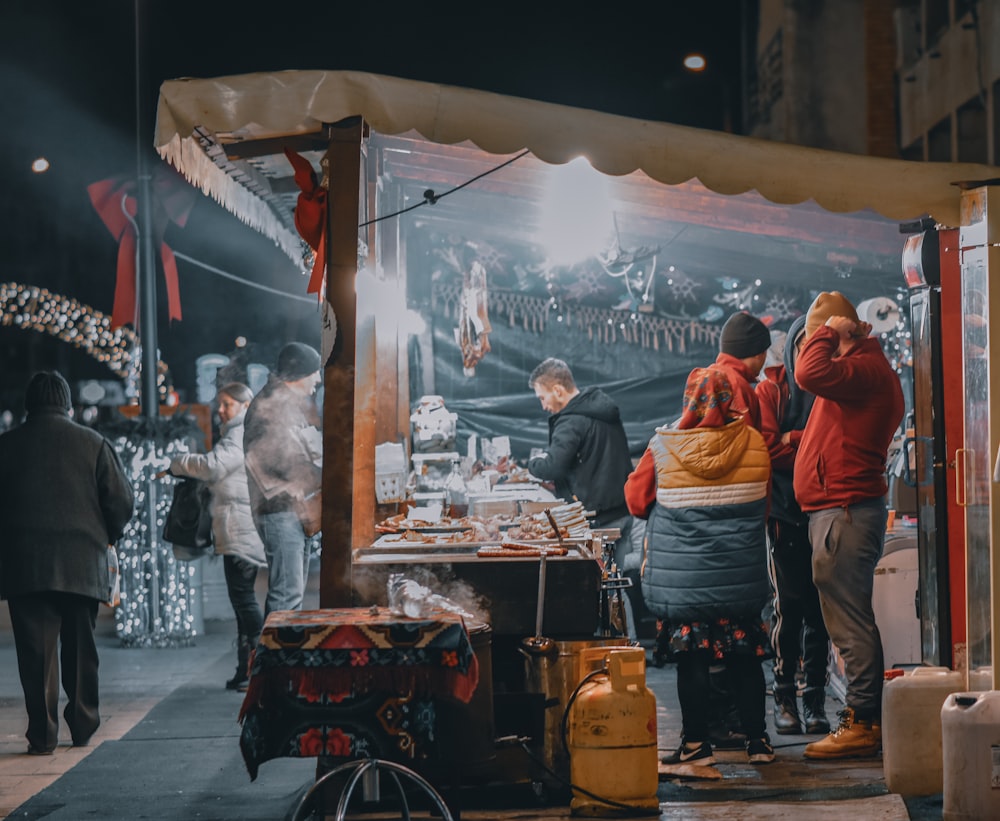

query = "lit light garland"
[[0, 282, 172, 402], [104, 414, 208, 647]]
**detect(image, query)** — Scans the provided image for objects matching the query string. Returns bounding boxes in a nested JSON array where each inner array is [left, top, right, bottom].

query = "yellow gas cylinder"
[[568, 647, 659, 816]]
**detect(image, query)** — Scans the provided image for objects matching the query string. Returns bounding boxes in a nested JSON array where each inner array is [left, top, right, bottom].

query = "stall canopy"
[[155, 69, 1000, 256], [152, 70, 1000, 462]]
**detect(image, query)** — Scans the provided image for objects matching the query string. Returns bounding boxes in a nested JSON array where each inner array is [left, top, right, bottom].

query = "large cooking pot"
[[521, 637, 636, 787]]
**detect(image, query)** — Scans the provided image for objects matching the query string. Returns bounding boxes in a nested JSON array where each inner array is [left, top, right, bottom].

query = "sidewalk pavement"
[[0, 590, 942, 820]]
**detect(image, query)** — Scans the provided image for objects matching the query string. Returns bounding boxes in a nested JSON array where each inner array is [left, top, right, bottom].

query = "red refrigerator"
[[902, 227, 966, 669]]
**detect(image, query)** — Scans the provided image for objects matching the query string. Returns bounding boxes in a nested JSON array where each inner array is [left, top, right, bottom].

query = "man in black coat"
[[0, 371, 134, 755], [527, 357, 633, 540]]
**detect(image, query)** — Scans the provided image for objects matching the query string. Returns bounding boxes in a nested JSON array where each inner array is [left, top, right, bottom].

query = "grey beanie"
[[719, 312, 772, 358], [24, 370, 72, 413], [275, 342, 321, 381]]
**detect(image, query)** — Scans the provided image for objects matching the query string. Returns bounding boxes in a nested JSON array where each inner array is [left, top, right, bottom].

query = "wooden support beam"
[[320, 117, 365, 608]]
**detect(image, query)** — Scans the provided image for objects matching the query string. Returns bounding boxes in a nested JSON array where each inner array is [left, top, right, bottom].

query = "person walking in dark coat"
[[0, 371, 135, 755]]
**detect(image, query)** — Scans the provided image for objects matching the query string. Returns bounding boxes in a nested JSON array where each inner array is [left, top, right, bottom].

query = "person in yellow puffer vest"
[[626, 366, 774, 767]]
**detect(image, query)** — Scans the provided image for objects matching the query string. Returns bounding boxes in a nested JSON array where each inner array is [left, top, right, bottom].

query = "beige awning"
[[155, 69, 999, 258]]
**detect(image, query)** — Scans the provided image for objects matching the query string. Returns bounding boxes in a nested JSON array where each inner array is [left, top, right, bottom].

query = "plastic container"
[[942, 690, 1000, 820], [568, 647, 659, 816], [882, 666, 964, 795]]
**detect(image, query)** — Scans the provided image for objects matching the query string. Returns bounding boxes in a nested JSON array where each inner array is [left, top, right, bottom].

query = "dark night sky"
[[0, 0, 743, 396]]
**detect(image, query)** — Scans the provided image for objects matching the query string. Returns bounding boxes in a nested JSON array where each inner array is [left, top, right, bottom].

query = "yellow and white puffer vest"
[[641, 418, 771, 622]]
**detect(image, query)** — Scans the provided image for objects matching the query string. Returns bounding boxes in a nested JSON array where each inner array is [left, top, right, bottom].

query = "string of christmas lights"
[[0, 282, 179, 402], [1, 282, 138, 383], [104, 415, 208, 647]]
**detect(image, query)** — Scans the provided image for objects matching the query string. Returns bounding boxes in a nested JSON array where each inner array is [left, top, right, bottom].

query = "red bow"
[[284, 147, 327, 296], [87, 167, 197, 328]]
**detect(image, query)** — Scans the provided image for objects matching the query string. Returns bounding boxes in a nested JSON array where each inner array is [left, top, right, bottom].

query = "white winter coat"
[[169, 410, 266, 567]]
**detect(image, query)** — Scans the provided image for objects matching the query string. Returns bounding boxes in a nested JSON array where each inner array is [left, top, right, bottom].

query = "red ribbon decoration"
[[284, 147, 327, 296], [87, 167, 197, 328]]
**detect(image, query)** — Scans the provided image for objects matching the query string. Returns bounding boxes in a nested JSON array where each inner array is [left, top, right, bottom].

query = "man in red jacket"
[[793, 292, 904, 760]]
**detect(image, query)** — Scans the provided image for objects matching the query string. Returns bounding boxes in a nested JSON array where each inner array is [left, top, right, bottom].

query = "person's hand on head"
[[825, 315, 859, 341]]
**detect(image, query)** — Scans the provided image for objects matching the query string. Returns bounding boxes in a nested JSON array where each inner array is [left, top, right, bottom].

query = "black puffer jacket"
[[527, 387, 632, 525], [0, 408, 135, 600]]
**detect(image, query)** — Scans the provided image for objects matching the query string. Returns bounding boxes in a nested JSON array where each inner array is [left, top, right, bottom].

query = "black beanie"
[[719, 312, 772, 358], [24, 370, 72, 413], [275, 342, 321, 381]]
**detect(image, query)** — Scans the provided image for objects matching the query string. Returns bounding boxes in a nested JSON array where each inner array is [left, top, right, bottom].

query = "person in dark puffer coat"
[[527, 357, 634, 555], [625, 367, 773, 767], [0, 371, 134, 755]]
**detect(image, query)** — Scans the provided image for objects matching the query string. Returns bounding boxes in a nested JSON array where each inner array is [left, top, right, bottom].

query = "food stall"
[[152, 71, 1000, 796]]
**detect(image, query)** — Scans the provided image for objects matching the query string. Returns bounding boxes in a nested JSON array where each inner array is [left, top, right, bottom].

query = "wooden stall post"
[[321, 117, 366, 608]]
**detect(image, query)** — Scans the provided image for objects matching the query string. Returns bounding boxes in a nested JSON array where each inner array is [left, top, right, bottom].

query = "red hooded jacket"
[[792, 327, 904, 511], [712, 352, 762, 431]]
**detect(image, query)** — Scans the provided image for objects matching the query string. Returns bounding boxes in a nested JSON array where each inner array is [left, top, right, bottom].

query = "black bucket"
[[436, 621, 496, 780]]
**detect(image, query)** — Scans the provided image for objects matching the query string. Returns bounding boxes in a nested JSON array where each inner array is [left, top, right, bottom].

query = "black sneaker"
[[661, 740, 715, 766], [746, 735, 775, 764]]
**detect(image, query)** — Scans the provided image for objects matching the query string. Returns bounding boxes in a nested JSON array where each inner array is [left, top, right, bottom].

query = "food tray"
[[370, 533, 579, 549], [355, 541, 593, 563]]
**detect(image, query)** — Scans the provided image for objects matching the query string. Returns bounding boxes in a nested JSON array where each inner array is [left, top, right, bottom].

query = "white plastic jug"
[[882, 666, 963, 796], [942, 690, 1000, 820]]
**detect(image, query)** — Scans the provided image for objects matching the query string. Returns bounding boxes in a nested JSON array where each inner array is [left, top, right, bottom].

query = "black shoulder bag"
[[163, 477, 213, 560]]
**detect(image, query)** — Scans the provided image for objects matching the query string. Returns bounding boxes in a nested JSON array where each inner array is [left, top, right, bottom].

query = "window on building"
[[927, 117, 951, 162], [957, 97, 987, 163], [900, 137, 924, 162], [924, 0, 949, 48]]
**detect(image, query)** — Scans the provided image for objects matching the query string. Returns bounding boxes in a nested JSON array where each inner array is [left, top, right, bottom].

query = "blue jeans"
[[257, 511, 310, 615], [807, 498, 887, 720]]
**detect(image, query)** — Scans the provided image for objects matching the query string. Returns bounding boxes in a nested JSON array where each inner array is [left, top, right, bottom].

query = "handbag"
[[163, 477, 214, 560], [295, 490, 322, 538]]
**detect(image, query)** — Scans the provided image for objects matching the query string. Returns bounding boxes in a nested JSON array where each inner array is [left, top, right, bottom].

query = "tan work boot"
[[803, 707, 881, 759]]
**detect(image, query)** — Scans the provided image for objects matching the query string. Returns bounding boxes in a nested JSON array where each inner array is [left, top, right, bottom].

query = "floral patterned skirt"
[[655, 615, 772, 662]]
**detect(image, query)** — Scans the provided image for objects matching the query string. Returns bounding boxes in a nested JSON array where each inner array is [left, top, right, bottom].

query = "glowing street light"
[[31, 157, 50, 173], [683, 53, 707, 73]]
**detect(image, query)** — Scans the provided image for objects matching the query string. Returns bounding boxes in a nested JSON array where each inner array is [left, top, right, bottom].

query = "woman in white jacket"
[[170, 383, 266, 691]]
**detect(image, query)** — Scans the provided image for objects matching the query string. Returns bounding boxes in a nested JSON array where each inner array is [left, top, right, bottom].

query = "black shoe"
[[772, 683, 802, 735], [661, 739, 715, 766], [747, 734, 775, 764], [802, 686, 831, 734], [226, 671, 249, 690], [27, 745, 55, 756], [226, 634, 252, 690]]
